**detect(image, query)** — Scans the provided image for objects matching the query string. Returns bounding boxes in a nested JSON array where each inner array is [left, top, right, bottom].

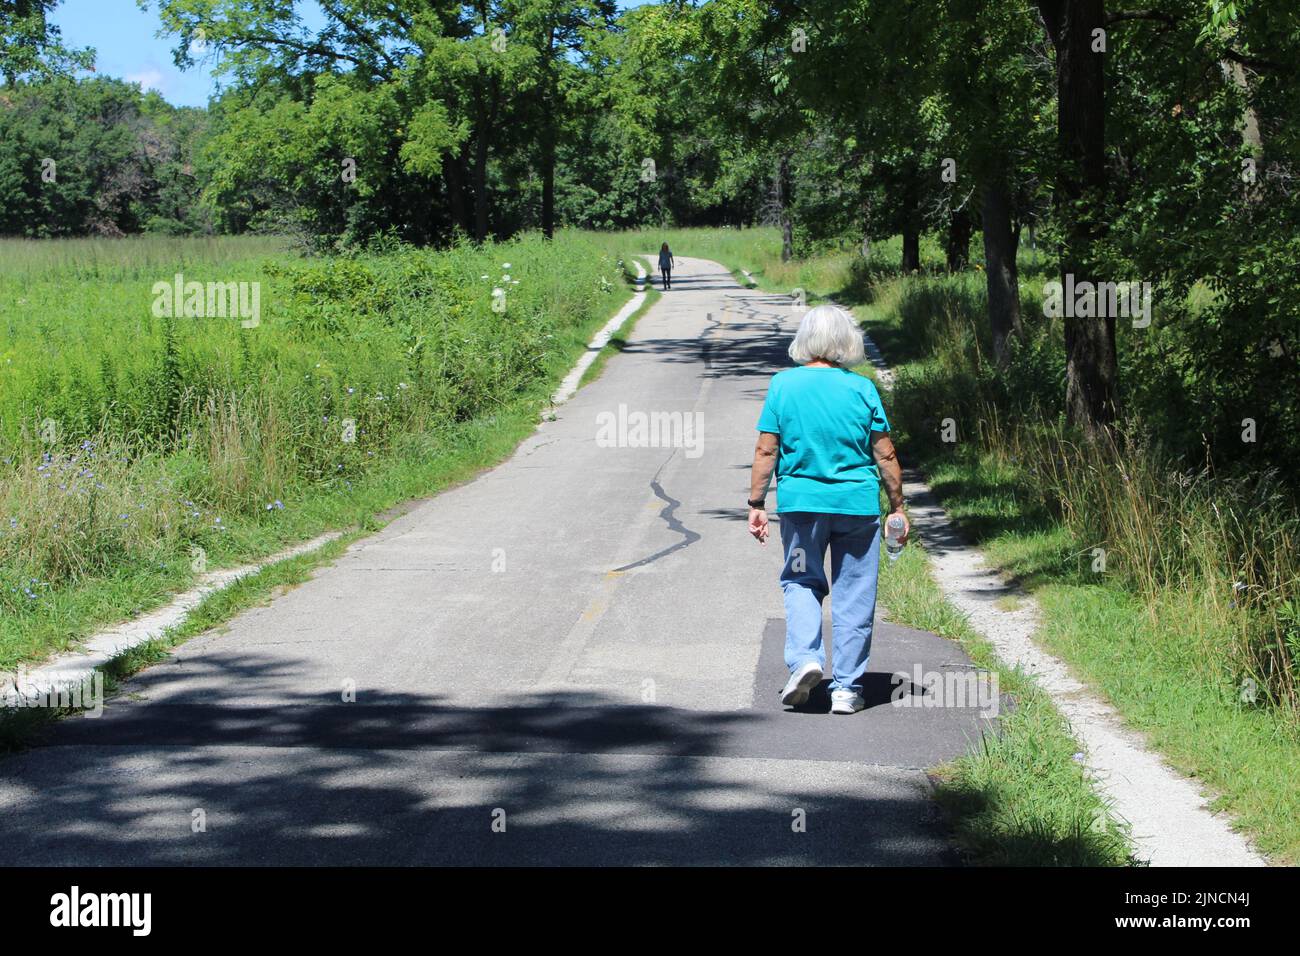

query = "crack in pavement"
[[610, 302, 724, 573], [613, 453, 702, 572], [523, 438, 560, 457]]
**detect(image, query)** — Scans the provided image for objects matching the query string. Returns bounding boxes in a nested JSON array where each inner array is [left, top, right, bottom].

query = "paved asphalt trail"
[[1, 257, 992, 866]]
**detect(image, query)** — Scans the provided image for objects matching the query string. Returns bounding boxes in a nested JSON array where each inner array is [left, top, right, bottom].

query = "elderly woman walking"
[[747, 305, 908, 715]]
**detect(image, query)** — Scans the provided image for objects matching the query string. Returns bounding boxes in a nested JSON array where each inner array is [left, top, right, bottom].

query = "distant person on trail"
[[658, 243, 675, 289], [747, 305, 908, 715]]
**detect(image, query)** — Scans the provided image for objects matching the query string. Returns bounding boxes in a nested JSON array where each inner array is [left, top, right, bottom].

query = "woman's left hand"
[[748, 506, 769, 545], [887, 508, 910, 545]]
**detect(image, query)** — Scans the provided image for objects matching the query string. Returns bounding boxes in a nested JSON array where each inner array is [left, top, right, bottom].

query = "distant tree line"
[[1, 0, 1297, 448], [0, 77, 211, 236]]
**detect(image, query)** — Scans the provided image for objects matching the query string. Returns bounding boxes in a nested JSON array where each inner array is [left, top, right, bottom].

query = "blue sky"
[[50, 0, 651, 108], [50, 0, 326, 107]]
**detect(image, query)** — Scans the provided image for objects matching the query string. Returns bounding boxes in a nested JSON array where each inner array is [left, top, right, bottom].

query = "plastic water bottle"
[[884, 514, 907, 562]]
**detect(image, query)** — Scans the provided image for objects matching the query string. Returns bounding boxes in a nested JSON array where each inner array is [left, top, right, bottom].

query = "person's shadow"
[[787, 671, 922, 713]]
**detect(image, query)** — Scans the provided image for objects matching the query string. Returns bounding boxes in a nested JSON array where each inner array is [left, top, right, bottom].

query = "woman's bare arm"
[[747, 431, 779, 543], [750, 431, 778, 503], [871, 431, 909, 541]]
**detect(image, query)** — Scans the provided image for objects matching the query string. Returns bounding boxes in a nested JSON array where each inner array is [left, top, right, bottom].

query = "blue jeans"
[[779, 512, 881, 693]]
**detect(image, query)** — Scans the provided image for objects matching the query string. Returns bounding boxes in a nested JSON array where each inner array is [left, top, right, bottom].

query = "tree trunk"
[[981, 173, 1023, 367], [776, 154, 794, 262], [946, 205, 973, 272], [472, 132, 489, 242], [541, 129, 556, 239], [470, 79, 502, 244], [901, 224, 920, 273], [443, 149, 471, 238], [1221, 58, 1264, 201], [859, 188, 872, 258], [1038, 0, 1116, 434], [900, 170, 921, 272], [541, 31, 558, 239]]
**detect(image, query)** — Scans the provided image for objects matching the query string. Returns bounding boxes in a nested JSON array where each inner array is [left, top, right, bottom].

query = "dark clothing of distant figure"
[[659, 248, 674, 290]]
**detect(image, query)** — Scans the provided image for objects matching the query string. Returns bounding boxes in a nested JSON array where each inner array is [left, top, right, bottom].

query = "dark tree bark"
[[1038, 0, 1117, 434], [540, 26, 558, 239], [900, 169, 921, 272], [540, 128, 556, 239], [443, 147, 471, 238], [981, 172, 1023, 367], [901, 225, 920, 272], [470, 78, 502, 243], [946, 205, 973, 272], [858, 179, 873, 258], [776, 154, 794, 262], [472, 132, 490, 242]]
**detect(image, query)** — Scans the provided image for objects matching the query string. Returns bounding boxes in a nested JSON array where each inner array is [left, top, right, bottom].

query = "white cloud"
[[125, 69, 166, 94]]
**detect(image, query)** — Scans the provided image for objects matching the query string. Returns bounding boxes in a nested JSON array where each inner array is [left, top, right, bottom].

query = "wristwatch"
[[747, 497, 767, 509]]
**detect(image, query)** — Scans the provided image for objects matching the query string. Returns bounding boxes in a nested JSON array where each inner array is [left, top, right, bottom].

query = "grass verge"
[[877, 546, 1135, 865], [1, 530, 359, 751], [917, 451, 1299, 863], [577, 262, 659, 390]]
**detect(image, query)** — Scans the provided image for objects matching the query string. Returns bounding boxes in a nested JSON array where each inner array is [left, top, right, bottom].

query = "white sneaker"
[[830, 689, 866, 715], [780, 661, 824, 707]]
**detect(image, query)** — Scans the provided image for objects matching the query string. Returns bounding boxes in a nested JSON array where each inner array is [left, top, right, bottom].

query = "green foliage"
[[0, 0, 93, 84], [0, 232, 630, 603], [200, 74, 414, 244], [864, 270, 1300, 720], [0, 77, 210, 237]]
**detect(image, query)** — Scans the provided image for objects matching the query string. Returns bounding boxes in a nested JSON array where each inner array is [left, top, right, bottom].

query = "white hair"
[[787, 304, 866, 366]]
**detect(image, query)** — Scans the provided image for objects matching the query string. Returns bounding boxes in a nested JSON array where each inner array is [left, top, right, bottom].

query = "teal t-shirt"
[[755, 366, 891, 515]]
